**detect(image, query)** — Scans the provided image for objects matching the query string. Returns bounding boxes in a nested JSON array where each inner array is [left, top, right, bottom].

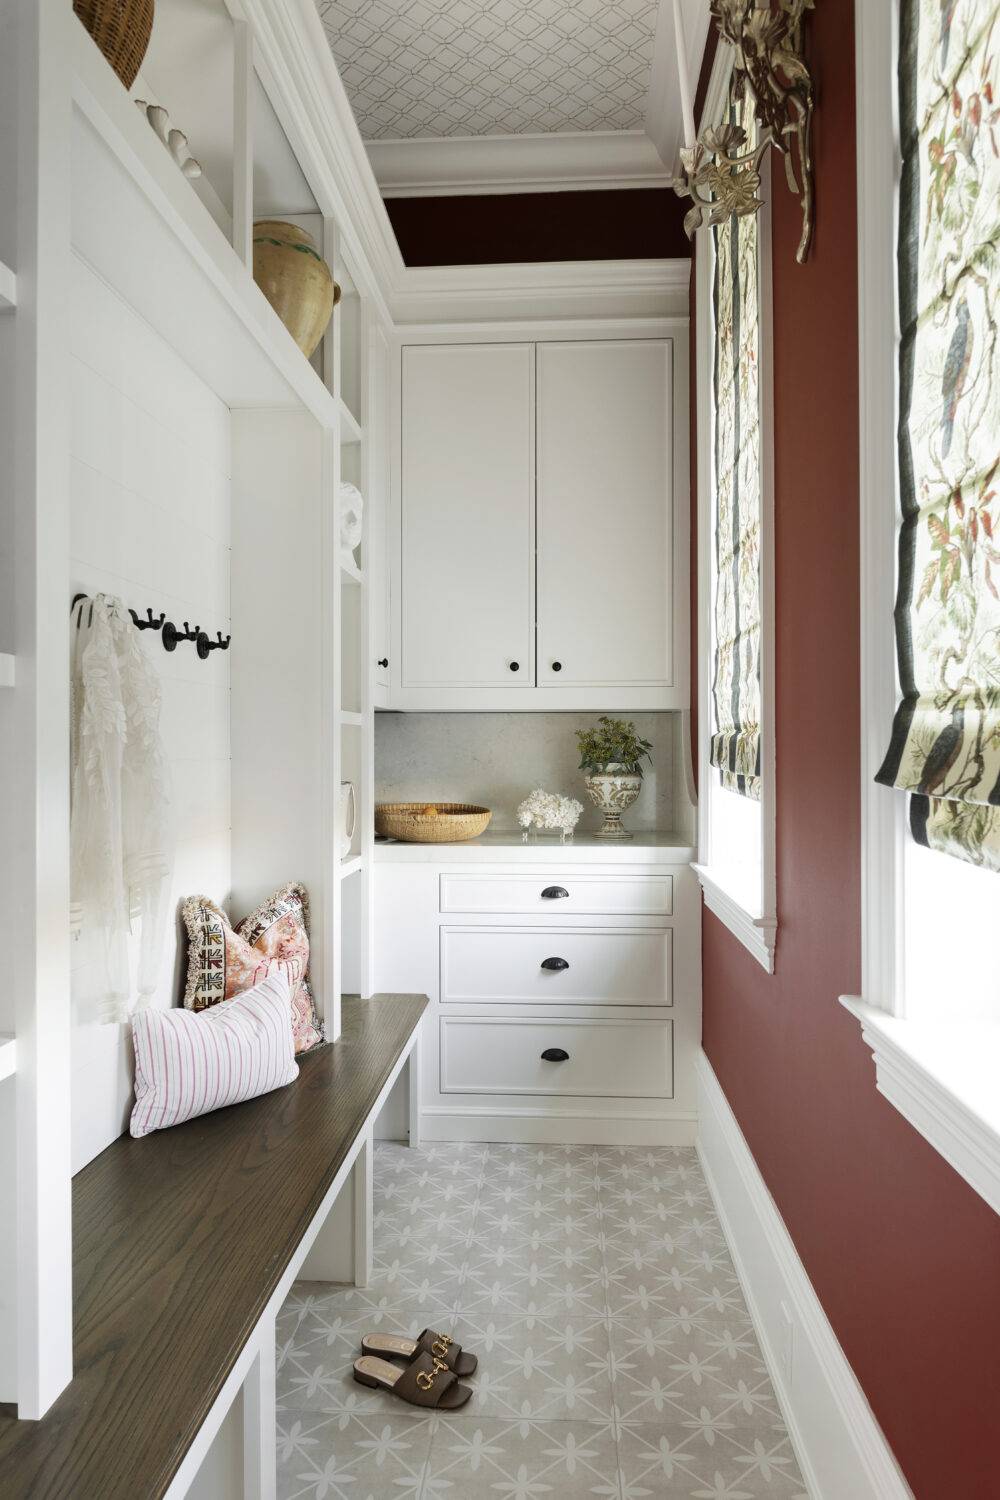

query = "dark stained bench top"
[[0, 993, 427, 1500]]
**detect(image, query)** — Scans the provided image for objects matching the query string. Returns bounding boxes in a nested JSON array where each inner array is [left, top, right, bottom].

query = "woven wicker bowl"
[[74, 0, 155, 88], [375, 803, 492, 844]]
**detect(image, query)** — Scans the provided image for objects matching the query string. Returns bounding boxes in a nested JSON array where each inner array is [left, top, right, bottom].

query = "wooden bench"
[[0, 993, 427, 1500]]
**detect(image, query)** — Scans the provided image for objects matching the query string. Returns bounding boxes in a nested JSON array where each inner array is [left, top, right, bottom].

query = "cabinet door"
[[536, 340, 672, 687], [401, 343, 534, 687], [370, 323, 391, 694]]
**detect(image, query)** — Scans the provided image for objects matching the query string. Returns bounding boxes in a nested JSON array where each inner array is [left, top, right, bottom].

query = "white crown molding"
[[366, 130, 673, 198], [646, 0, 713, 169], [697, 1053, 914, 1499], [393, 257, 691, 325], [840, 997, 1000, 1219]]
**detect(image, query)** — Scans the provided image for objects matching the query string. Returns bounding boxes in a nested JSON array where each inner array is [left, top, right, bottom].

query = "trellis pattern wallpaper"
[[877, 0, 1000, 868], [315, 0, 660, 137], [711, 88, 763, 801]]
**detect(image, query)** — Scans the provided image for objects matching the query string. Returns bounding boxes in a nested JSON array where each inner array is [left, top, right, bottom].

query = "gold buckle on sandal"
[[415, 1357, 449, 1391]]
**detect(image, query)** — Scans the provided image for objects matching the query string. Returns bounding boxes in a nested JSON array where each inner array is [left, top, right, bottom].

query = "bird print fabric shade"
[[711, 85, 762, 802], [876, 0, 1000, 869]]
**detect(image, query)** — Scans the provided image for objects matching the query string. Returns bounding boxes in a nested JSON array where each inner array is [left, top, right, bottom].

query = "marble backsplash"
[[374, 712, 676, 833]]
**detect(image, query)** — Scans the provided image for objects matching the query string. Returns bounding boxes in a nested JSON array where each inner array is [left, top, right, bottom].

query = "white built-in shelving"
[[0, 259, 15, 310], [339, 399, 363, 444], [0, 1035, 15, 1084], [1, 0, 385, 1424]]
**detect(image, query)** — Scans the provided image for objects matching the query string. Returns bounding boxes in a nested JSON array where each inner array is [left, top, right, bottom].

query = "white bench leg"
[[408, 1033, 421, 1150], [299, 1135, 372, 1285], [353, 1128, 374, 1289], [243, 1332, 277, 1500], [179, 1323, 275, 1500]]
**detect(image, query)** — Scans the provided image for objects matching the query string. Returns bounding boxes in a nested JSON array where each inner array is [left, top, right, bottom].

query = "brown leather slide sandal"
[[353, 1351, 473, 1409], [360, 1328, 478, 1377]]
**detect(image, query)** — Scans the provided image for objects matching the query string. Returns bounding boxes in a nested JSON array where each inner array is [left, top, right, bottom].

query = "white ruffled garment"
[[70, 594, 174, 1024]]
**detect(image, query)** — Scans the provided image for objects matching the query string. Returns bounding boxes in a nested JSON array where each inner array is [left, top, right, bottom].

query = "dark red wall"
[[386, 187, 690, 265], [699, 4, 1000, 1495]]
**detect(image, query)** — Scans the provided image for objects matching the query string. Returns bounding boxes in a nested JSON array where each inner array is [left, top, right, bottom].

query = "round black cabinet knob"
[[552, 661, 562, 672], [541, 1048, 570, 1063], [377, 657, 389, 668], [541, 956, 569, 971], [541, 886, 569, 899], [509, 660, 520, 672]]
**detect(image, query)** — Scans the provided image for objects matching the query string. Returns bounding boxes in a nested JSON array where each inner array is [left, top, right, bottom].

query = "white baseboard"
[[697, 1052, 912, 1500], [420, 1105, 698, 1147]]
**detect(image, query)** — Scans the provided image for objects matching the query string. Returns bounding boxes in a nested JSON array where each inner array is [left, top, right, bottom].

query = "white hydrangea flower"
[[516, 789, 584, 837]]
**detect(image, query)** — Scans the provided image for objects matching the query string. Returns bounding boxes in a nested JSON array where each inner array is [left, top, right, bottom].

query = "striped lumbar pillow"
[[130, 968, 299, 1138]]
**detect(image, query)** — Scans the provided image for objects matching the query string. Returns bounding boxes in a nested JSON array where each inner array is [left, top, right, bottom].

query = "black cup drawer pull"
[[541, 886, 569, 900], [541, 1047, 570, 1062], [541, 956, 569, 971]]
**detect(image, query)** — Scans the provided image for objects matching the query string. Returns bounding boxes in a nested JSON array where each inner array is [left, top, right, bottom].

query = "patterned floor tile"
[[458, 1267, 610, 1320], [422, 1418, 620, 1499], [277, 1145, 805, 1499], [276, 1411, 433, 1499], [617, 1421, 809, 1498], [455, 1318, 613, 1422]]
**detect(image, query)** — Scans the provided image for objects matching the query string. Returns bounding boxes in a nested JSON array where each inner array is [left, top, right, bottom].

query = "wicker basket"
[[74, 0, 155, 89], [375, 803, 492, 844]]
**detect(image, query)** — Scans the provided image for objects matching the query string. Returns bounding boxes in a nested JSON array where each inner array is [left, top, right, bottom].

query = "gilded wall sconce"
[[672, 0, 817, 263]]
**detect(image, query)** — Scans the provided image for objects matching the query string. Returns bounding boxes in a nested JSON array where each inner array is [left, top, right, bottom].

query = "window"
[[848, 0, 1000, 1215], [694, 54, 776, 971]]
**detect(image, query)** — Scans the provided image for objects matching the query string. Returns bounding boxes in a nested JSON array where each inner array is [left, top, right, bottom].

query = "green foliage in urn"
[[576, 717, 653, 776]]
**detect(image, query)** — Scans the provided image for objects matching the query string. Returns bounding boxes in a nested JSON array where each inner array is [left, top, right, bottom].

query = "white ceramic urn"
[[583, 765, 643, 840]]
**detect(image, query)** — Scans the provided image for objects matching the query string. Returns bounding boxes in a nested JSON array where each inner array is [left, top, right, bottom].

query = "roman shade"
[[711, 87, 762, 801], [876, 0, 1000, 869]]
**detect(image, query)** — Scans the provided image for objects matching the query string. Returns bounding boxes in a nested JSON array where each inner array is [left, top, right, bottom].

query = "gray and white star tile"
[[277, 1144, 805, 1497]]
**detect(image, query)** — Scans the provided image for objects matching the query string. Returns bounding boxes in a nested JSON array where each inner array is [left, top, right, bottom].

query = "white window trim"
[[843, 0, 1000, 1217], [693, 43, 777, 974]]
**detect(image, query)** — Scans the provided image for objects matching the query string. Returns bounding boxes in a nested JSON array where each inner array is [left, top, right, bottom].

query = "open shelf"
[[339, 399, 363, 443], [0, 260, 16, 310], [0, 654, 14, 688], [338, 855, 363, 879], [71, 23, 340, 432], [339, 710, 363, 727], [0, 1035, 16, 1084], [340, 556, 363, 586]]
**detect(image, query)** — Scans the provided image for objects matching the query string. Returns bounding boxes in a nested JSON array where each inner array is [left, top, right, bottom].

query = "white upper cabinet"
[[393, 334, 685, 710], [400, 343, 535, 688], [537, 341, 672, 689]]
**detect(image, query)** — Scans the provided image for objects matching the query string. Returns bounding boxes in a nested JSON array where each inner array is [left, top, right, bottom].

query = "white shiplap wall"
[[68, 254, 232, 1171]]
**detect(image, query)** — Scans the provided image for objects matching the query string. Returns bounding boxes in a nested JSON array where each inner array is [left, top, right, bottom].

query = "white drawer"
[[440, 1016, 673, 1098], [440, 926, 672, 1006], [439, 872, 672, 917]]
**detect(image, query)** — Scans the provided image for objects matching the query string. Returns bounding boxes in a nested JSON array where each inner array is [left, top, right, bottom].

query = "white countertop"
[[373, 830, 695, 863]]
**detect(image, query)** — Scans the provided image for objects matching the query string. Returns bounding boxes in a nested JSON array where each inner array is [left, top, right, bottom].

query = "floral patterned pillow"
[[181, 883, 324, 1054]]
